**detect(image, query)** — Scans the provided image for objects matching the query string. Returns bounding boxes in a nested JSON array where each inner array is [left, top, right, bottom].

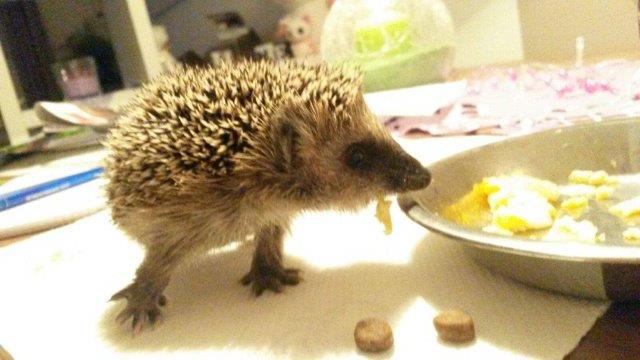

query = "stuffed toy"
[[273, 0, 335, 58]]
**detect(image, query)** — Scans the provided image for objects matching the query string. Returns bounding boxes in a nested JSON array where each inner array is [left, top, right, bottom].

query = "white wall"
[[30, 0, 640, 73], [149, 0, 286, 57], [445, 0, 524, 70], [438, 0, 640, 69], [151, 0, 525, 69], [519, 0, 640, 62], [105, 0, 162, 86]]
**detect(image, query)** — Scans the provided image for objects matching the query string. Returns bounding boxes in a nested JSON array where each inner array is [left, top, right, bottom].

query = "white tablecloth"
[[0, 134, 608, 359]]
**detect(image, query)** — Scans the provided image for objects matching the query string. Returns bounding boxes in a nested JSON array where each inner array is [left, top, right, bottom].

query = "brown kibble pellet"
[[433, 310, 475, 343], [354, 318, 394, 353]]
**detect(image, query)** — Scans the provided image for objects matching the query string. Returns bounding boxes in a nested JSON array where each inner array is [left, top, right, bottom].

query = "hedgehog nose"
[[403, 166, 431, 191], [389, 157, 431, 193], [383, 142, 432, 193]]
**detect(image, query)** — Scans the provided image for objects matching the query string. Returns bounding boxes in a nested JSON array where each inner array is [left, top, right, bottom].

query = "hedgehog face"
[[323, 133, 431, 212], [268, 97, 430, 212], [343, 138, 431, 193]]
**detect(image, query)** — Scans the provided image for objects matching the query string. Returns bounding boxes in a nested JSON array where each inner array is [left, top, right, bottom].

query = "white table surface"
[[0, 83, 609, 359], [0, 134, 609, 360]]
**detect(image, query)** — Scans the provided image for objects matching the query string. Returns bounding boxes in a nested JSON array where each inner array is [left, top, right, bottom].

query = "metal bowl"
[[398, 117, 640, 301]]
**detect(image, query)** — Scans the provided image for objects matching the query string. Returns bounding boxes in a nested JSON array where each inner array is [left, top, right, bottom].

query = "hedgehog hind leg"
[[241, 224, 302, 296], [110, 245, 184, 335]]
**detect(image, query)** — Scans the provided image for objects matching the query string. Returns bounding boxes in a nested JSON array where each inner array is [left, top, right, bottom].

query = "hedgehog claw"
[[110, 283, 166, 335], [241, 266, 302, 296]]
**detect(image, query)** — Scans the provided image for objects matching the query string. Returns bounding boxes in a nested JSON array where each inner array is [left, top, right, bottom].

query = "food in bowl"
[[442, 170, 633, 243], [623, 227, 640, 243], [568, 170, 616, 186], [543, 215, 600, 243], [609, 195, 640, 218]]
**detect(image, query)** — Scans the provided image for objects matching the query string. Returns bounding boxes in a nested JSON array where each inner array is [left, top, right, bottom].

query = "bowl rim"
[[398, 117, 640, 263]]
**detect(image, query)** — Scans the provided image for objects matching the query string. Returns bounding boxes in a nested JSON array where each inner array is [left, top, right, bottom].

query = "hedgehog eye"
[[346, 146, 365, 169]]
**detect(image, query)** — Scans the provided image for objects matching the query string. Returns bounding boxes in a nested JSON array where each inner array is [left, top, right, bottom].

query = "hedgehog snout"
[[386, 152, 431, 193], [402, 165, 431, 191]]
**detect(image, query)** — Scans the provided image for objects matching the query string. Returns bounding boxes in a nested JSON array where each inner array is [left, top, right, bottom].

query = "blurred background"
[[0, 0, 639, 148]]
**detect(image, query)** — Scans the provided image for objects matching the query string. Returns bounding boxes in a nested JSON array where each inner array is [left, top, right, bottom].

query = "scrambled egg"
[[559, 184, 597, 198], [482, 224, 514, 236], [560, 196, 589, 211], [543, 216, 600, 243], [569, 170, 616, 186], [623, 227, 640, 243], [441, 183, 490, 227], [445, 170, 623, 243], [482, 175, 560, 202], [595, 185, 614, 201], [454, 175, 558, 234], [560, 196, 589, 218], [559, 183, 614, 201], [609, 196, 640, 218], [490, 191, 556, 232], [375, 193, 393, 235]]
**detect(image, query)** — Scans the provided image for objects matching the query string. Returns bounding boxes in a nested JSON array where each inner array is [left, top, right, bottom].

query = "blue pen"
[[0, 167, 104, 212]]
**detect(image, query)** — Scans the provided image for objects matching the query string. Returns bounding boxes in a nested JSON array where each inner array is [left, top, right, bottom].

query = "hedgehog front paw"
[[240, 265, 301, 296], [110, 283, 167, 336]]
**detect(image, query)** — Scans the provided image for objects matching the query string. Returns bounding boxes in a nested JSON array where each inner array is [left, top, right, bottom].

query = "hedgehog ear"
[[272, 103, 304, 172], [277, 120, 299, 171]]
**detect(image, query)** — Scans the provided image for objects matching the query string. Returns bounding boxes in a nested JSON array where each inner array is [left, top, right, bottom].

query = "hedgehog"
[[105, 59, 431, 334]]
